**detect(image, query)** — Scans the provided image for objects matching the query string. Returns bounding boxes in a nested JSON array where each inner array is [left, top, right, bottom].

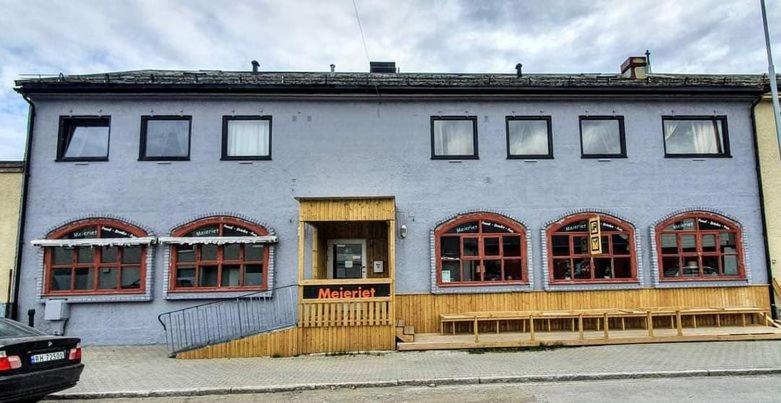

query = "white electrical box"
[[44, 299, 70, 321], [373, 260, 384, 273]]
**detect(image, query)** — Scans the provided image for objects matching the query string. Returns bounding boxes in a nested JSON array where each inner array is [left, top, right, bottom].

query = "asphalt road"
[[48, 374, 781, 402]]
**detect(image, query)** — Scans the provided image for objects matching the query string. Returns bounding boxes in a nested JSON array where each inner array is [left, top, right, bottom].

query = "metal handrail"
[[157, 284, 297, 356]]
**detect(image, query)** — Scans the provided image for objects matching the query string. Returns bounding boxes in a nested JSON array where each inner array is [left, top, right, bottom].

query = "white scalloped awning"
[[32, 237, 157, 247], [157, 236, 278, 245]]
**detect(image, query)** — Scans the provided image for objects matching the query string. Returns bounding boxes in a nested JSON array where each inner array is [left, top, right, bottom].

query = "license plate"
[[30, 351, 65, 364]]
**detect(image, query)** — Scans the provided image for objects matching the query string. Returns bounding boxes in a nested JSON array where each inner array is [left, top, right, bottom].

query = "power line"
[[351, 0, 381, 101], [352, 0, 371, 64]]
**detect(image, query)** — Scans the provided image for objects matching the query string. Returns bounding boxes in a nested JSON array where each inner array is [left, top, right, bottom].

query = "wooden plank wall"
[[299, 326, 395, 354], [300, 299, 392, 327], [299, 198, 395, 222], [176, 325, 395, 359], [396, 286, 770, 333], [176, 326, 300, 359]]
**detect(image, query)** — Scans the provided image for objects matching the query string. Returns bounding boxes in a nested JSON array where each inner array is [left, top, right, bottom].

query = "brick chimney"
[[620, 56, 648, 79]]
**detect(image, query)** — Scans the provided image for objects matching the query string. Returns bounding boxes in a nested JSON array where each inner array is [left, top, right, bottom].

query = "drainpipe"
[[10, 95, 35, 320], [750, 94, 777, 319]]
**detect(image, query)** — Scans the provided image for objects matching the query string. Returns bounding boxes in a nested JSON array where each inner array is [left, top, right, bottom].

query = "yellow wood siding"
[[755, 98, 781, 310], [298, 197, 395, 222], [0, 170, 23, 307], [396, 286, 770, 333], [300, 299, 392, 327], [177, 325, 395, 359]]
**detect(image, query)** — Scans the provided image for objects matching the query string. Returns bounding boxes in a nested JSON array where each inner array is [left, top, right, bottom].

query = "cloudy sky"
[[0, 0, 779, 159]]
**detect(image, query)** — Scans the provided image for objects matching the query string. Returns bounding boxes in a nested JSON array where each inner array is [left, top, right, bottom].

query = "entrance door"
[[327, 239, 367, 279]]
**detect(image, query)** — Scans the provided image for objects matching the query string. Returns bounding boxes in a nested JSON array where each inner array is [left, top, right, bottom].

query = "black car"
[[0, 318, 83, 402]]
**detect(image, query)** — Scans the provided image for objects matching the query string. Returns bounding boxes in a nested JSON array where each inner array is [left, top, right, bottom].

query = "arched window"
[[42, 218, 149, 295], [547, 213, 636, 283], [168, 216, 272, 291], [435, 212, 527, 285], [656, 212, 744, 280]]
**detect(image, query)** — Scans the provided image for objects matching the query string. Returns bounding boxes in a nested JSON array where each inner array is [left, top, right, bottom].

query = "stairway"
[[396, 320, 415, 343]]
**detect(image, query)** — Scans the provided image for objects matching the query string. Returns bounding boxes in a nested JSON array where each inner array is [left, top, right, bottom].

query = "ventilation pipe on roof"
[[645, 50, 652, 74], [515, 63, 523, 78], [251, 60, 260, 74]]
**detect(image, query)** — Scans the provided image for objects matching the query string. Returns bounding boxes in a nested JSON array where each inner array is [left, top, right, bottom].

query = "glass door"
[[327, 239, 367, 279]]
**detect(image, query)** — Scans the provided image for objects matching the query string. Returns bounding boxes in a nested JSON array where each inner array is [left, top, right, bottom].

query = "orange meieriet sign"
[[303, 284, 390, 299]]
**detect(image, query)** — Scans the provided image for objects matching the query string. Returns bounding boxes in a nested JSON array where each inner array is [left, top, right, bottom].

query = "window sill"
[[550, 279, 639, 285], [43, 289, 145, 297], [55, 158, 109, 163], [659, 276, 746, 282], [437, 281, 528, 287], [138, 157, 190, 162], [581, 155, 627, 159], [168, 287, 267, 293], [221, 156, 272, 161], [165, 288, 271, 300], [431, 155, 479, 160], [507, 155, 553, 160], [40, 291, 151, 304], [663, 154, 732, 159]]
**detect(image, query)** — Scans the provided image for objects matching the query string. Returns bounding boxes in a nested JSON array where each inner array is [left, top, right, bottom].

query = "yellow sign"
[[588, 216, 602, 255]]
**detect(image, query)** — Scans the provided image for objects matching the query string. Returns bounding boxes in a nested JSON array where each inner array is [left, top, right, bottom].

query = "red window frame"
[[656, 212, 745, 281], [434, 212, 528, 287], [43, 218, 148, 296], [547, 213, 638, 284], [169, 216, 270, 292]]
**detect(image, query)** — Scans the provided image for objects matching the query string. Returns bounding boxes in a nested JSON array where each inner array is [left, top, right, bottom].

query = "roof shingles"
[[14, 70, 775, 95]]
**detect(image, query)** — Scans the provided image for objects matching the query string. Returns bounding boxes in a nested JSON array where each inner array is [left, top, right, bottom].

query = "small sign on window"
[[589, 216, 602, 255]]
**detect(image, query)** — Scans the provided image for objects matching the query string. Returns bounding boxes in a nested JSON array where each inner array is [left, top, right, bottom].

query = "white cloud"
[[0, 0, 779, 158]]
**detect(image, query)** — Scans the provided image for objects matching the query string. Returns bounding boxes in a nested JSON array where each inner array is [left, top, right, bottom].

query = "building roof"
[[0, 161, 24, 173], [14, 69, 776, 96]]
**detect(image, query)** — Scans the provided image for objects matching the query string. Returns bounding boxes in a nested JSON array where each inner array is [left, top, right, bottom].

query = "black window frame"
[[138, 115, 192, 161], [505, 116, 554, 159], [579, 115, 627, 159], [430, 116, 479, 160], [221, 115, 273, 161], [661, 115, 731, 158], [56, 115, 111, 162]]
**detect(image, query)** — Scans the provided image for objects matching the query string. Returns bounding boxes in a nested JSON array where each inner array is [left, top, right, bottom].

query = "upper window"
[[547, 213, 636, 283], [656, 212, 744, 281], [57, 116, 110, 161], [431, 116, 478, 159], [435, 213, 527, 286], [662, 116, 729, 157], [506, 116, 553, 159], [222, 116, 272, 160], [44, 218, 148, 295], [139, 116, 191, 160], [579, 116, 626, 158], [170, 217, 270, 292]]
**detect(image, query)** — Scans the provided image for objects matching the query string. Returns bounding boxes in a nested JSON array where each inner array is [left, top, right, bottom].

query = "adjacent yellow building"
[[755, 96, 781, 316], [0, 161, 23, 317]]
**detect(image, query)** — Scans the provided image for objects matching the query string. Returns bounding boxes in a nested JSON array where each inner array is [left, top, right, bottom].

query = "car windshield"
[[0, 319, 44, 338]]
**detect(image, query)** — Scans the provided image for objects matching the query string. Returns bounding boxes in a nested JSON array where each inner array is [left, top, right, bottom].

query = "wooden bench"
[[439, 306, 776, 343]]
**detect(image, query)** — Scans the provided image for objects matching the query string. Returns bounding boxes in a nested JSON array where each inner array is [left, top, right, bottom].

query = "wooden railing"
[[300, 298, 392, 327]]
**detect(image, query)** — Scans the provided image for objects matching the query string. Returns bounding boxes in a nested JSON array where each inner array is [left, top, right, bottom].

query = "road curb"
[[49, 368, 781, 400]]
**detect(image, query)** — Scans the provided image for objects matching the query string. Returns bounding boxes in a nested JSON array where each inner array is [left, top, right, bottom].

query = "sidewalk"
[[54, 341, 781, 399]]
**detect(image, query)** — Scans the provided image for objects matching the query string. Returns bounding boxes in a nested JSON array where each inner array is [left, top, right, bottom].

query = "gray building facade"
[[14, 64, 773, 345]]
